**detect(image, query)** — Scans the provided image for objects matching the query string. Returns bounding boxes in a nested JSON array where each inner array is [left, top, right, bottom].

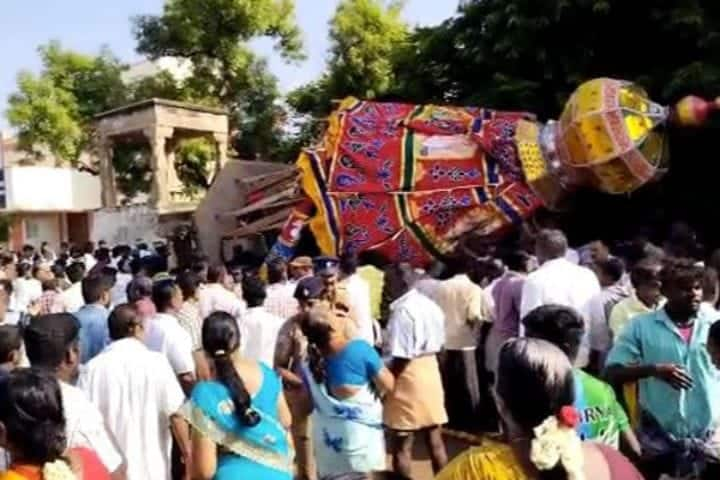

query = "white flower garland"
[[42, 459, 76, 480], [529, 416, 585, 480]]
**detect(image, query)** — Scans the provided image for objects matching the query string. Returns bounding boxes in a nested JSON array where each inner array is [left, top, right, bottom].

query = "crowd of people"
[[0, 224, 718, 480]]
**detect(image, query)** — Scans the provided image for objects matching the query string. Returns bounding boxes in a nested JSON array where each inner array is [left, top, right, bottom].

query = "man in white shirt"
[[384, 263, 448, 478], [238, 277, 284, 366], [81, 304, 190, 480], [520, 229, 601, 367], [23, 313, 124, 478], [416, 259, 492, 433], [198, 265, 246, 319], [339, 251, 375, 345], [264, 260, 299, 320], [56, 262, 87, 313], [13, 263, 41, 313], [146, 278, 196, 394]]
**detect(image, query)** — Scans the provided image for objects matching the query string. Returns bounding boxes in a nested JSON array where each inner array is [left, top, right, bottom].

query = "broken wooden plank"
[[216, 186, 297, 219], [224, 207, 293, 237]]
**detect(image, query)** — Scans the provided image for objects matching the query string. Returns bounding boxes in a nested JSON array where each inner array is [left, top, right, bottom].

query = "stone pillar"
[[213, 132, 228, 173], [165, 136, 183, 202], [144, 127, 174, 210], [98, 138, 118, 208]]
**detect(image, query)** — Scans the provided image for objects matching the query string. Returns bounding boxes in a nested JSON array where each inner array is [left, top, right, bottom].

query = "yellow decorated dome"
[[555, 78, 669, 194]]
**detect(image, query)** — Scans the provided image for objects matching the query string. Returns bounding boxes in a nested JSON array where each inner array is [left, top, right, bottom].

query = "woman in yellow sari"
[[436, 338, 644, 480]]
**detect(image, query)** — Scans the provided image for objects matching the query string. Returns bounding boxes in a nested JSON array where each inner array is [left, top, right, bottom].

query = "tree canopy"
[[6, 42, 126, 163], [133, 0, 305, 159], [393, 0, 720, 119], [289, 0, 409, 118]]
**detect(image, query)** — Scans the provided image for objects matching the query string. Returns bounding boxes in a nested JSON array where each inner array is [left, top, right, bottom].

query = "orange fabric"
[[0, 465, 42, 480]]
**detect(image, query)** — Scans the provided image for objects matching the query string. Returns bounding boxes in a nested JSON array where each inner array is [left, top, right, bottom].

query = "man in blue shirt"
[[75, 274, 111, 364], [606, 258, 720, 479]]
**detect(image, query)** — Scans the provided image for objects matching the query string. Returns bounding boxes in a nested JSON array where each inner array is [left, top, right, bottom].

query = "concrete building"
[[122, 57, 193, 84], [0, 132, 102, 250]]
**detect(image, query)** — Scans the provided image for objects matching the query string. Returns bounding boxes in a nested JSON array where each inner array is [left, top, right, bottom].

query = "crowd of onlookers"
[[0, 223, 719, 479]]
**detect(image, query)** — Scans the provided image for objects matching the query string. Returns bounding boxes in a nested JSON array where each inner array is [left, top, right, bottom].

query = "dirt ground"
[[385, 432, 477, 480]]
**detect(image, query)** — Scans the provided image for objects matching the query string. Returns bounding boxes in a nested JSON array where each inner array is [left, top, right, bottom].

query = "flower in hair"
[[530, 415, 585, 480], [42, 459, 76, 480], [557, 405, 580, 428]]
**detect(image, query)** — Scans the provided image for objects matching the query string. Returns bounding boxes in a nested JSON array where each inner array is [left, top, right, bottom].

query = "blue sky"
[[0, 0, 459, 131]]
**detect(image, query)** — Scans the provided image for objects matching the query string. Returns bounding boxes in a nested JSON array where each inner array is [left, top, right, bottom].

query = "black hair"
[[127, 276, 153, 302], [141, 255, 168, 278], [117, 257, 131, 274], [65, 262, 86, 284], [60, 241, 69, 250], [81, 275, 109, 304], [522, 305, 585, 361], [596, 257, 625, 284], [0, 369, 67, 464], [129, 257, 144, 276], [266, 260, 287, 285], [0, 279, 13, 297], [300, 304, 335, 384], [202, 312, 260, 426], [0, 325, 22, 363], [207, 265, 226, 284], [660, 257, 704, 289], [339, 250, 359, 276], [16, 263, 31, 278], [241, 276, 266, 308], [499, 248, 531, 273], [83, 241, 95, 255], [357, 250, 388, 268], [108, 304, 142, 340], [94, 247, 111, 263], [191, 259, 209, 283], [50, 262, 65, 279], [177, 270, 201, 301], [496, 338, 575, 480], [22, 244, 35, 254], [111, 245, 126, 259], [41, 278, 58, 292], [710, 320, 720, 345], [24, 314, 80, 369], [630, 258, 662, 289], [703, 267, 720, 303], [100, 266, 117, 287], [152, 278, 178, 312]]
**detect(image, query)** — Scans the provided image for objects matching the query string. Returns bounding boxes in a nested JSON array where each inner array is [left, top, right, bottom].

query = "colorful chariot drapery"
[[268, 79, 685, 267]]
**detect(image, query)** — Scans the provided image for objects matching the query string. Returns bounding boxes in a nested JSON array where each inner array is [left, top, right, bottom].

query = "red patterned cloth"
[[269, 100, 545, 267]]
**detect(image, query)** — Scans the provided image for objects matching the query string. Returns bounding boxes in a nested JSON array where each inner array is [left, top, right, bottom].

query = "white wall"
[[91, 205, 161, 246], [23, 213, 61, 248], [4, 166, 102, 212]]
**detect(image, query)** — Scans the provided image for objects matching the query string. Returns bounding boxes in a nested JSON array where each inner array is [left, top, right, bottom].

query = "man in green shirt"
[[523, 304, 641, 458]]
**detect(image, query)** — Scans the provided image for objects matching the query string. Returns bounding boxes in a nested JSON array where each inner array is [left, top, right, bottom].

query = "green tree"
[[285, 0, 409, 160], [6, 72, 84, 161], [394, 0, 720, 118], [133, 0, 305, 160], [290, 0, 408, 115], [6, 42, 128, 164]]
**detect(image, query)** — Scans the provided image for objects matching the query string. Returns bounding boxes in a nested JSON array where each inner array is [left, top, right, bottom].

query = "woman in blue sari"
[[300, 302, 395, 479], [181, 311, 293, 480]]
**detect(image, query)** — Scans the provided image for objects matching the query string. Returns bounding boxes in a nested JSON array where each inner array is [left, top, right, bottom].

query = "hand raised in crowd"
[[654, 363, 693, 390]]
